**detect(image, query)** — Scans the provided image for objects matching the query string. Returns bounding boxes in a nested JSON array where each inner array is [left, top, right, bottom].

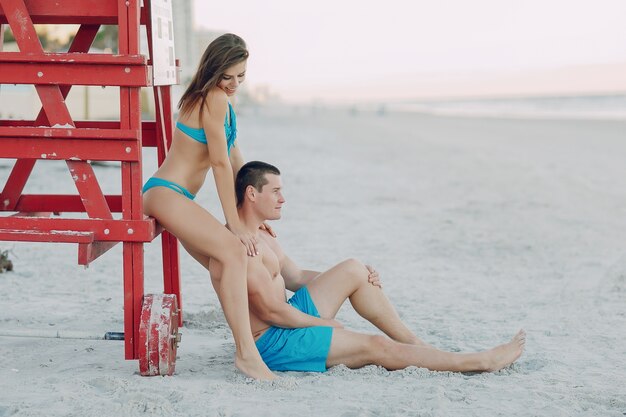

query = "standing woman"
[[143, 33, 275, 380]]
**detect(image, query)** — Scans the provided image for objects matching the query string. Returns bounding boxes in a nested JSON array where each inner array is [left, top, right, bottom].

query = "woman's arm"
[[229, 143, 245, 180], [203, 91, 257, 255]]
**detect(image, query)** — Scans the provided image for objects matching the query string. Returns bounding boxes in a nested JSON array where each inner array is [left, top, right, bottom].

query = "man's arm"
[[259, 232, 319, 291], [280, 255, 319, 292], [264, 235, 320, 292], [247, 257, 339, 329], [260, 231, 382, 291]]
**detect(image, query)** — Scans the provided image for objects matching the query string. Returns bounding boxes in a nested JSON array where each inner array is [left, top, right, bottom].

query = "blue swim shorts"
[[255, 287, 333, 372]]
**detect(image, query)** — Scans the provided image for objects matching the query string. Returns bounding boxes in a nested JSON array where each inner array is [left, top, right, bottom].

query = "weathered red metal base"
[[138, 294, 180, 376]]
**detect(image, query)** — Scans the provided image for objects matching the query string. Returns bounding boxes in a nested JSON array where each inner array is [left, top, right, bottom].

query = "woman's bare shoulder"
[[204, 88, 229, 116]]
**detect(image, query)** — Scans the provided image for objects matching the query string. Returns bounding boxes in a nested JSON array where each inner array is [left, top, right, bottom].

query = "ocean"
[[386, 93, 626, 120]]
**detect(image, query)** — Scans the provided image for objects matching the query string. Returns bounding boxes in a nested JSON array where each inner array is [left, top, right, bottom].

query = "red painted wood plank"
[[132, 242, 144, 359], [0, 126, 138, 140], [0, 138, 140, 161], [0, 216, 159, 242], [0, 121, 157, 147], [0, 228, 94, 243], [33, 86, 75, 126], [0, 52, 146, 64], [141, 121, 157, 147], [123, 242, 144, 359], [0, 60, 151, 87], [1, 0, 42, 50], [161, 230, 182, 326], [8, 211, 52, 217], [0, 0, 120, 24], [4, 120, 121, 128], [66, 161, 113, 219], [0, 2, 150, 25], [78, 241, 119, 265], [0, 159, 36, 211], [160, 87, 174, 153], [67, 24, 100, 54], [11, 195, 123, 213], [154, 86, 167, 162], [118, 0, 129, 55], [128, 90, 143, 219], [128, 0, 140, 56]]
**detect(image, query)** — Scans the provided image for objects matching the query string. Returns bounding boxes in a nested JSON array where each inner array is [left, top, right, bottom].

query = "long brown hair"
[[178, 33, 249, 120]]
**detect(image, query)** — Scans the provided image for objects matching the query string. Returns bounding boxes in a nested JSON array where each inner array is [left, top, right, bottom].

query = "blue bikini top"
[[176, 102, 237, 154]]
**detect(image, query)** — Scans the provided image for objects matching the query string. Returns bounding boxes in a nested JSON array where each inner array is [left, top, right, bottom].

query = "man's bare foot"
[[483, 329, 526, 372], [235, 354, 277, 380]]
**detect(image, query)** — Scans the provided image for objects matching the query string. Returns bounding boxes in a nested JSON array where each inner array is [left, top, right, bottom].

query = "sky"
[[193, 0, 626, 103]]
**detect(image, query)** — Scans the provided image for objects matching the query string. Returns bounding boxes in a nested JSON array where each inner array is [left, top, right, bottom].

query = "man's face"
[[254, 174, 285, 221]]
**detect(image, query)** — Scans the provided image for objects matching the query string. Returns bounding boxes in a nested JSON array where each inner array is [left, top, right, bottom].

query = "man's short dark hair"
[[235, 161, 281, 207]]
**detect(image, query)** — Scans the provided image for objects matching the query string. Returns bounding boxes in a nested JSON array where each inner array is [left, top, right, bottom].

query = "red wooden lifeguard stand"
[[0, 0, 182, 375]]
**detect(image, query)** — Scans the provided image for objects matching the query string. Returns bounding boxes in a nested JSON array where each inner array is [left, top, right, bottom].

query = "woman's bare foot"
[[483, 329, 526, 372], [235, 354, 277, 380]]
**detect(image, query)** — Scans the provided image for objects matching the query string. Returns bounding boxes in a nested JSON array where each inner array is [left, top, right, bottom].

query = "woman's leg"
[[182, 242, 276, 379], [144, 188, 275, 380]]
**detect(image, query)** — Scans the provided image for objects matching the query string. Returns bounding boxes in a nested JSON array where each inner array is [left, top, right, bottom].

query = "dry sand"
[[1, 108, 625, 416]]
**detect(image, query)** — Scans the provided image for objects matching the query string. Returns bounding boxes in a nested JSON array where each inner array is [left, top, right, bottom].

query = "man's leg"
[[307, 258, 426, 345], [326, 328, 526, 372]]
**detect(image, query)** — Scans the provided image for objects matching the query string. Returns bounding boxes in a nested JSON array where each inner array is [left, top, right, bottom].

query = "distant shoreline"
[[262, 93, 626, 121]]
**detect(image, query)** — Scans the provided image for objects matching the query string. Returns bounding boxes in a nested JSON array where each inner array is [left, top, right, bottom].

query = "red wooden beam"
[[10, 195, 123, 213], [0, 216, 159, 242], [0, 53, 151, 87], [0, 1, 150, 25], [0, 121, 159, 147], [9, 211, 52, 217], [0, 52, 147, 65], [67, 160, 114, 219], [0, 160, 36, 211], [119, 0, 141, 360], [0, 138, 140, 161], [0, 228, 94, 243], [0, 126, 138, 140], [1, 0, 41, 50], [78, 241, 119, 265], [141, 121, 157, 147]]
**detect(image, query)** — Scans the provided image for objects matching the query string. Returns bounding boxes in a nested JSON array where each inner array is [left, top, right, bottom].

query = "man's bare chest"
[[259, 240, 281, 279]]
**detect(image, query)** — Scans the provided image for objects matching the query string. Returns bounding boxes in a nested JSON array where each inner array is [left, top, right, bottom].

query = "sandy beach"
[[1, 108, 625, 416]]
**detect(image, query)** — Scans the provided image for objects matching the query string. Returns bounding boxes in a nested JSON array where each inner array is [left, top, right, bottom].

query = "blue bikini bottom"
[[142, 177, 196, 200]]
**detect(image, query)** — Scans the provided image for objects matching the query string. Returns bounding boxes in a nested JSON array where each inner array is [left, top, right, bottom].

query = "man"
[[209, 161, 525, 374]]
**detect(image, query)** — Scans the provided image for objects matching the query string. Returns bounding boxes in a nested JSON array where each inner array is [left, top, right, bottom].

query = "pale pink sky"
[[196, 0, 626, 102]]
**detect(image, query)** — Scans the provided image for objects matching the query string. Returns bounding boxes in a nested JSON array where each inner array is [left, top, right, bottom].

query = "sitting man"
[[209, 161, 525, 374]]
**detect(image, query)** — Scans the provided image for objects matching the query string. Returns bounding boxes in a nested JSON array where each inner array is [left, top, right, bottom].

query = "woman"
[[143, 33, 275, 380]]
